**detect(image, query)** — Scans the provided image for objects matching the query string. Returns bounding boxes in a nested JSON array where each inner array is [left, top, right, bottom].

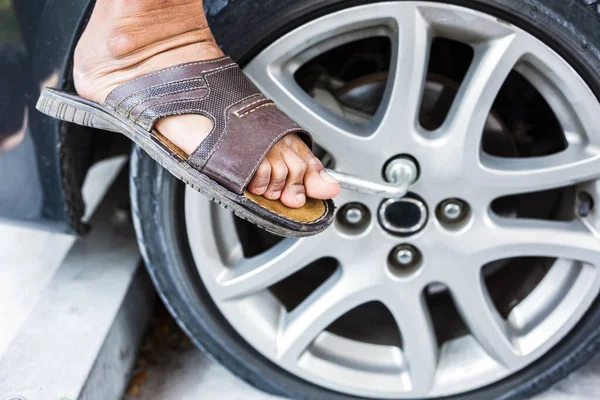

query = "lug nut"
[[389, 244, 422, 275], [384, 156, 419, 185], [443, 202, 462, 221], [396, 248, 414, 265], [437, 198, 469, 224], [344, 207, 364, 225], [338, 203, 371, 232], [576, 191, 594, 218]]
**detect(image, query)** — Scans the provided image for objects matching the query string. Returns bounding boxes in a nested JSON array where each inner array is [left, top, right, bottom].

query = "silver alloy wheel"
[[185, 2, 600, 398]]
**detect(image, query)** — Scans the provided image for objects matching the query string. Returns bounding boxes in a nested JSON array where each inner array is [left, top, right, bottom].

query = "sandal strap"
[[104, 57, 312, 195], [201, 98, 310, 195]]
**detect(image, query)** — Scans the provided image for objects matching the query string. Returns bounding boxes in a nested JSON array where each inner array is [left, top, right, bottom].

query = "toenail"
[[268, 191, 281, 199], [296, 193, 306, 204], [320, 170, 338, 183]]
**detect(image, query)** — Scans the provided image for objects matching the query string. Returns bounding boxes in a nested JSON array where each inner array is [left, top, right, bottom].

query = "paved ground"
[[1, 159, 600, 400]]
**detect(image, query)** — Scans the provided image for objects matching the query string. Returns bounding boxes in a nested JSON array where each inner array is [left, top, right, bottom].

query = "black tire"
[[131, 0, 600, 399]]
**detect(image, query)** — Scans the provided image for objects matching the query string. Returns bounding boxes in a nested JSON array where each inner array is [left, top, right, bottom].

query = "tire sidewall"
[[132, 1, 600, 399]]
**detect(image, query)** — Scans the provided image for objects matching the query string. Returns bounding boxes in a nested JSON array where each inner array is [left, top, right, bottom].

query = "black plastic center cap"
[[378, 194, 428, 235]]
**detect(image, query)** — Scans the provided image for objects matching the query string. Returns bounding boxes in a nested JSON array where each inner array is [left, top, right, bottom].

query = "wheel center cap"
[[378, 194, 428, 235]]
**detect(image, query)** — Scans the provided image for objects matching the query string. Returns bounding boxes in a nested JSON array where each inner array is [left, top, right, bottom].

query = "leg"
[[74, 0, 339, 208]]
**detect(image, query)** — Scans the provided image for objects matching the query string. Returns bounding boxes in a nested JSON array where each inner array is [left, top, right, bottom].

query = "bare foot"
[[73, 0, 339, 208]]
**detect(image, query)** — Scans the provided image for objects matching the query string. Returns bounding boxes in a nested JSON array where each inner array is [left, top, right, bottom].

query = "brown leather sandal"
[[36, 56, 335, 237]]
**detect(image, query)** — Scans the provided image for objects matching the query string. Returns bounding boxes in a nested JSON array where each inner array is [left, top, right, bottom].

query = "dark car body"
[[0, 0, 229, 234], [0, 0, 93, 233]]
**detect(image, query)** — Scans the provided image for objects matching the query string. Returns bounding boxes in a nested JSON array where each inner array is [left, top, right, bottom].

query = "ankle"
[[105, 26, 217, 60], [105, 0, 211, 57], [74, 30, 223, 102]]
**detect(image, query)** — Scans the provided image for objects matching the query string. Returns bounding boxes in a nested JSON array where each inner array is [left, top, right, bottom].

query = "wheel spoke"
[[507, 258, 600, 356], [463, 30, 600, 197], [448, 269, 521, 368], [514, 34, 600, 145], [370, 4, 431, 149], [214, 235, 331, 300], [276, 271, 376, 362], [441, 33, 523, 171], [507, 258, 581, 332], [380, 287, 438, 395], [476, 145, 600, 198], [472, 217, 600, 266], [446, 217, 600, 367]]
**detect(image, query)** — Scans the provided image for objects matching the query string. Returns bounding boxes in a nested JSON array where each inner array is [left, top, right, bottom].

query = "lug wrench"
[[325, 158, 418, 199]]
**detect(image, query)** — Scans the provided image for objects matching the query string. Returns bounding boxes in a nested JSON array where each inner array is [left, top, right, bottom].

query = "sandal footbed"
[[154, 128, 327, 223]]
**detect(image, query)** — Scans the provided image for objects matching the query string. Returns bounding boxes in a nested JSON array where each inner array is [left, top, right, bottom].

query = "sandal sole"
[[36, 88, 334, 238]]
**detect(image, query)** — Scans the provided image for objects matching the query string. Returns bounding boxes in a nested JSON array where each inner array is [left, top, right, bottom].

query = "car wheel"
[[130, 0, 600, 398]]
